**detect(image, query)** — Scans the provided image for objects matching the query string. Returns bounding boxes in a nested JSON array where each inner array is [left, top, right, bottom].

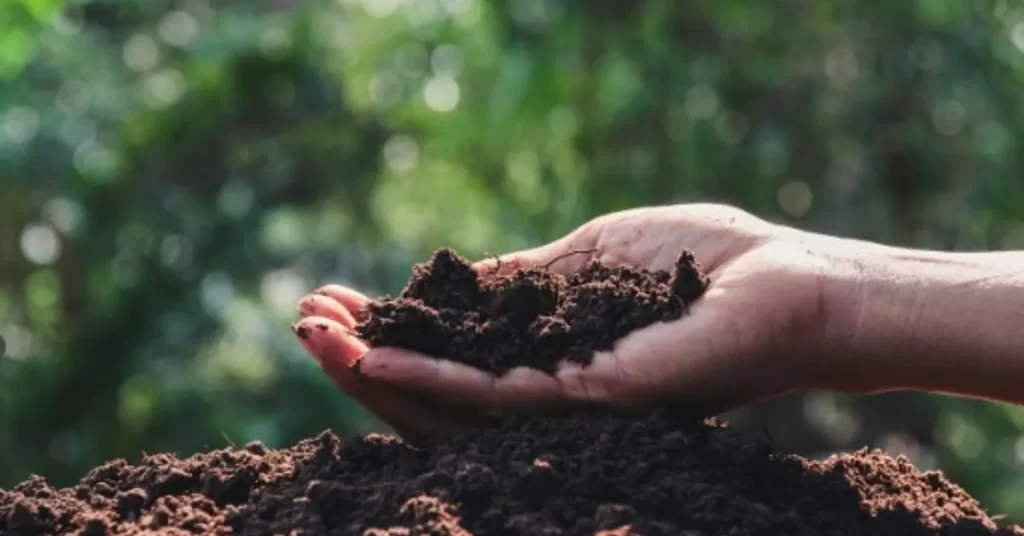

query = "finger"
[[587, 307, 762, 416], [314, 284, 372, 316], [297, 293, 357, 327], [357, 348, 566, 413], [555, 352, 663, 411], [472, 232, 597, 278], [292, 317, 479, 437], [293, 316, 365, 375]]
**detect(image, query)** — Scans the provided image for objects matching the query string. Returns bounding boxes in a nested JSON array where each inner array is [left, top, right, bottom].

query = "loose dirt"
[[2, 414, 1020, 535], [3, 248, 1020, 535], [354, 248, 709, 375]]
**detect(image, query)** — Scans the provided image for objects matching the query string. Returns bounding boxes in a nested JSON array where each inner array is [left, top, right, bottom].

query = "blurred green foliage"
[[1, 0, 1023, 523]]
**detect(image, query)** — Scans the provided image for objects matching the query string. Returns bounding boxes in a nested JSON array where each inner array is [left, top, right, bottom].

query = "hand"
[[292, 286, 494, 441], [295, 204, 847, 435]]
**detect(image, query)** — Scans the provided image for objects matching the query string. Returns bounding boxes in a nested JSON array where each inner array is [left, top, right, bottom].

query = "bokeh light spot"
[[406, 0, 441, 25], [160, 234, 194, 270], [21, 224, 62, 265], [383, 134, 420, 172], [548, 107, 579, 138], [939, 412, 986, 461], [684, 85, 719, 119], [200, 271, 236, 317], [260, 27, 292, 59], [44, 198, 85, 234], [0, 325, 33, 361], [363, 0, 398, 18], [60, 116, 97, 147], [158, 11, 200, 48], [511, 0, 557, 28], [4, 106, 41, 144], [260, 269, 307, 315], [56, 81, 93, 113], [218, 181, 255, 219], [440, 0, 473, 15], [123, 34, 161, 72], [424, 76, 460, 112], [51, 9, 84, 35], [825, 47, 859, 87], [143, 69, 187, 109], [74, 141, 119, 180], [975, 120, 1011, 156], [755, 132, 788, 176], [802, 392, 860, 446], [1013, 23, 1024, 56], [431, 44, 464, 77], [777, 181, 813, 218]]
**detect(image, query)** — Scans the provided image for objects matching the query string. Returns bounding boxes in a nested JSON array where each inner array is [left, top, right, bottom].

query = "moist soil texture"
[[2, 414, 1021, 535], [354, 248, 710, 375], [4, 249, 1020, 535]]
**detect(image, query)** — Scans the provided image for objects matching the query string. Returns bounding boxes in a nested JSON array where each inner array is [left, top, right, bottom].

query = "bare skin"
[[293, 203, 1024, 439]]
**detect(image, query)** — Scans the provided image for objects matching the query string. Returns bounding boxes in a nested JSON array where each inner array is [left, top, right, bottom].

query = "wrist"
[[815, 239, 1024, 401]]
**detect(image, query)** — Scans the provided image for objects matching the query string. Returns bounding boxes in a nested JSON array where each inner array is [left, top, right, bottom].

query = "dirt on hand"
[[3, 248, 1020, 535], [354, 248, 709, 375]]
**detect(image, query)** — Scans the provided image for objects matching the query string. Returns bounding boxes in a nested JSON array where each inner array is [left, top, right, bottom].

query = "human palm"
[[294, 204, 830, 438]]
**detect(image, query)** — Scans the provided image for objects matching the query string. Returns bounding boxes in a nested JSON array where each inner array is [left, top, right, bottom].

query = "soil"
[[2, 414, 1021, 535], [4, 249, 1020, 535], [354, 248, 709, 375]]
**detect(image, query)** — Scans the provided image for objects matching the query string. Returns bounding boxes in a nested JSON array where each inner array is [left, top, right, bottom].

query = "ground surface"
[[3, 249, 1020, 535], [2, 414, 1021, 535]]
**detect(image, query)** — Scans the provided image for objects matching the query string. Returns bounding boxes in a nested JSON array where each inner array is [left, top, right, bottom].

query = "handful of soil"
[[354, 248, 710, 375]]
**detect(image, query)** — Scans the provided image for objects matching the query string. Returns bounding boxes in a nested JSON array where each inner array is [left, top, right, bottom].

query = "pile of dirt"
[[3, 249, 1020, 535], [2, 414, 1020, 535], [354, 248, 709, 375]]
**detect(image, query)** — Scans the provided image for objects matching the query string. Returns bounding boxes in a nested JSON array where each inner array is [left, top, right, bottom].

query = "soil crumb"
[[2, 413, 1019, 535], [354, 248, 710, 375]]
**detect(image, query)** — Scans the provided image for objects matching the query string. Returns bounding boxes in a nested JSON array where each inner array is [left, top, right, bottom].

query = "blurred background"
[[1, 0, 1023, 523]]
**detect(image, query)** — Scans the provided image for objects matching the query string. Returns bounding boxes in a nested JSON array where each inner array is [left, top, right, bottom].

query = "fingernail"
[[352, 352, 384, 375], [296, 295, 317, 316], [293, 323, 311, 339]]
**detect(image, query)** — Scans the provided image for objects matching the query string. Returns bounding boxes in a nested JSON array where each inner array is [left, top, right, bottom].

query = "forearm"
[[820, 242, 1024, 404]]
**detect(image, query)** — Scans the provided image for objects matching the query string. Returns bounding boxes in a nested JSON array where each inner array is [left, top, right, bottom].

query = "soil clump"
[[354, 248, 709, 375]]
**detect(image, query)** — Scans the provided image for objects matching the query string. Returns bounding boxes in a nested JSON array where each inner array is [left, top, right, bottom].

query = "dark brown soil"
[[354, 248, 709, 375], [2, 413, 1020, 535], [5, 249, 1019, 535]]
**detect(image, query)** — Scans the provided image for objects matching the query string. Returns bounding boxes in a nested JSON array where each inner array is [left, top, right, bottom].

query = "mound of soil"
[[354, 248, 709, 375], [2, 414, 1020, 535], [4, 249, 1019, 535]]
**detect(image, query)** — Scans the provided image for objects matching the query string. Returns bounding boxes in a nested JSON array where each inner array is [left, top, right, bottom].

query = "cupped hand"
[[295, 203, 842, 436], [292, 286, 494, 441]]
